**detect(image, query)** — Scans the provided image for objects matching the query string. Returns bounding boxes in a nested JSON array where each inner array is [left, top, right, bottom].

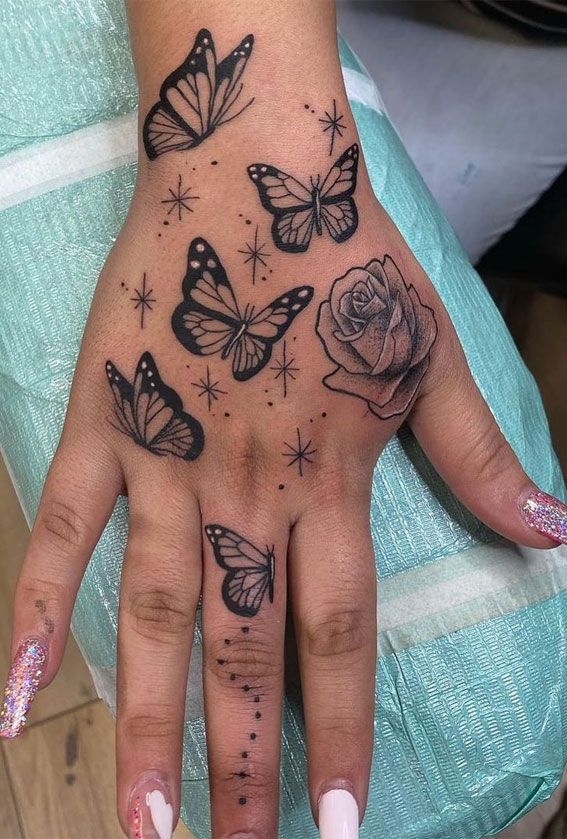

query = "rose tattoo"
[[316, 256, 438, 419]]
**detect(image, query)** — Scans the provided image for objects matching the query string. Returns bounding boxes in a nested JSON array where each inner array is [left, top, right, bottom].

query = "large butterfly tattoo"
[[143, 28, 254, 160], [172, 238, 314, 381], [247, 144, 359, 253], [205, 525, 275, 617], [105, 352, 204, 460]]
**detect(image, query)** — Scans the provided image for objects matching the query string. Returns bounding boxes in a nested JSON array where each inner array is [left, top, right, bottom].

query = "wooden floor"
[[0, 290, 566, 838]]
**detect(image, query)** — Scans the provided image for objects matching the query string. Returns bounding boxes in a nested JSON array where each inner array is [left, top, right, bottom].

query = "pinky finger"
[[0, 437, 121, 737]]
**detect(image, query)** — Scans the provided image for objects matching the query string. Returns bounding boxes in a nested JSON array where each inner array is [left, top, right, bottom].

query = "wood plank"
[[0, 457, 97, 724], [0, 746, 22, 838], [4, 700, 193, 838]]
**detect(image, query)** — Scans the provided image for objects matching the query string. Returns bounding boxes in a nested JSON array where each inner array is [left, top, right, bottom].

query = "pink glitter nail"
[[521, 490, 567, 545], [0, 638, 47, 738]]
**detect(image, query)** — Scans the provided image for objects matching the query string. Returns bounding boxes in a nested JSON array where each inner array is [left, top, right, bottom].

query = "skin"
[[5, 1, 561, 836]]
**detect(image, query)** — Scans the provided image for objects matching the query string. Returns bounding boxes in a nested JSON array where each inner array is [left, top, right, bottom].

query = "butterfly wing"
[[205, 525, 274, 617], [247, 164, 318, 253], [320, 198, 359, 243], [172, 237, 242, 358], [106, 361, 139, 441], [106, 353, 204, 460], [210, 34, 254, 127], [142, 29, 217, 159], [320, 143, 359, 202], [231, 286, 314, 381]]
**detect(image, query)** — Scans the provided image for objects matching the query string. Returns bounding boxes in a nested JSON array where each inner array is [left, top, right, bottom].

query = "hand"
[[2, 5, 566, 839]]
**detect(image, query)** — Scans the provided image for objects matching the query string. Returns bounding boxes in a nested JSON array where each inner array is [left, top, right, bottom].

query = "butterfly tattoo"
[[172, 238, 314, 381], [143, 28, 254, 160], [205, 525, 275, 617], [247, 144, 359, 253], [105, 352, 204, 460]]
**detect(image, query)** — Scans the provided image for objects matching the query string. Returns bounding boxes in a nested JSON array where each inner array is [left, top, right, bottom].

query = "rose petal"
[[383, 256, 416, 337], [316, 301, 370, 374], [384, 309, 415, 375], [338, 292, 366, 335], [331, 271, 373, 335], [322, 363, 407, 410], [366, 297, 403, 374], [365, 261, 390, 303], [368, 355, 430, 419], [407, 285, 438, 367]]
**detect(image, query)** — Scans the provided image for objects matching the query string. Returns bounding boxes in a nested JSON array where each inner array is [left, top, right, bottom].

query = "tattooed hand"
[[3, 4, 567, 839]]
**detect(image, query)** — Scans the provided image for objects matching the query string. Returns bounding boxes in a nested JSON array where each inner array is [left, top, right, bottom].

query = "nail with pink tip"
[[521, 490, 567, 544]]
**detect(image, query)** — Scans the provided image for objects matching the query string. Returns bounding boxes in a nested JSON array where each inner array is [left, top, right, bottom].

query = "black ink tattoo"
[[282, 428, 317, 477], [105, 352, 205, 460], [172, 238, 314, 381], [143, 29, 254, 160], [319, 99, 346, 156], [237, 225, 270, 285], [270, 340, 299, 398], [161, 174, 200, 220], [205, 525, 275, 616], [130, 273, 155, 329], [316, 257, 438, 418], [247, 144, 359, 253], [191, 364, 227, 411]]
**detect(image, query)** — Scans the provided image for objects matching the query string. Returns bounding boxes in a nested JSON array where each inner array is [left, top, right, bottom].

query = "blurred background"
[[1, 1, 566, 836]]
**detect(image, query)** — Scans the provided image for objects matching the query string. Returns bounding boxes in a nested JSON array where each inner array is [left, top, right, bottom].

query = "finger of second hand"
[[116, 469, 202, 839], [201, 508, 288, 839]]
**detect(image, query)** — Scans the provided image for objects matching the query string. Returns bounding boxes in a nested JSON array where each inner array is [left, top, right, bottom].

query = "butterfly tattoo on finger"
[[247, 144, 359, 253], [172, 238, 314, 381], [143, 28, 254, 160], [205, 525, 275, 617], [105, 352, 204, 460]]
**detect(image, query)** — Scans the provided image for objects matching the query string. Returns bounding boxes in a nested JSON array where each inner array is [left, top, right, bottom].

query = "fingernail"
[[319, 788, 359, 838], [128, 773, 174, 839], [521, 490, 567, 544], [0, 638, 47, 738]]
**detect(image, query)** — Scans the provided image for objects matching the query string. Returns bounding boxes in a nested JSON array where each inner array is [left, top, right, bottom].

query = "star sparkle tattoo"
[[130, 273, 155, 329], [237, 225, 270, 285], [143, 29, 255, 159], [282, 428, 317, 477], [205, 525, 275, 617], [106, 352, 204, 460], [191, 365, 227, 412], [270, 340, 299, 398], [161, 174, 200, 220], [319, 98, 346, 156], [247, 145, 359, 253]]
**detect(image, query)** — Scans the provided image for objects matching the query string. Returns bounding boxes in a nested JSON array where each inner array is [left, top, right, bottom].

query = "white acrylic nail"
[[319, 789, 359, 839]]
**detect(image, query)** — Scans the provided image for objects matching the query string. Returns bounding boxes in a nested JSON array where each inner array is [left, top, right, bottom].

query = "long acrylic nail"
[[128, 773, 174, 839], [319, 788, 359, 838], [0, 638, 47, 738], [521, 490, 567, 544]]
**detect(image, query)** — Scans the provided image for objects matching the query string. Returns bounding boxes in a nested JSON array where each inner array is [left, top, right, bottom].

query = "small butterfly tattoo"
[[247, 144, 359, 253], [172, 238, 314, 381], [106, 352, 204, 460], [205, 525, 275, 617]]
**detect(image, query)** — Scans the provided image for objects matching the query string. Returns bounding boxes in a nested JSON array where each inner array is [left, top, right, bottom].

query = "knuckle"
[[121, 711, 179, 743], [464, 425, 517, 485], [205, 631, 282, 689], [302, 607, 368, 659], [125, 588, 194, 642], [37, 499, 89, 552]]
